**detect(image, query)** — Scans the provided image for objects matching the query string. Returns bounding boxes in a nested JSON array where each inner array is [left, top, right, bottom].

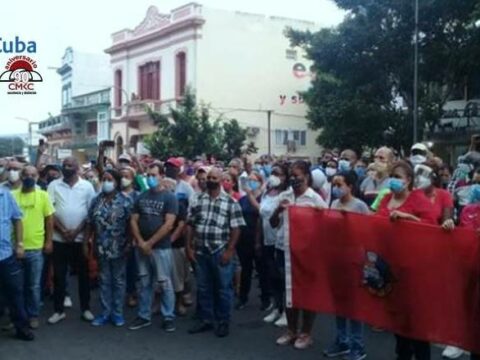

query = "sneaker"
[[29, 318, 40, 330], [91, 315, 110, 327], [128, 317, 152, 331], [188, 321, 214, 334], [276, 331, 297, 346], [15, 327, 34, 341], [63, 296, 73, 308], [82, 310, 95, 322], [294, 333, 313, 350], [323, 342, 351, 357], [274, 312, 288, 327], [442, 346, 464, 359], [346, 351, 367, 360], [1, 322, 14, 331], [162, 319, 176, 333], [264, 309, 281, 323], [215, 322, 229, 338], [112, 314, 125, 327], [261, 300, 275, 312], [48, 312, 66, 325]]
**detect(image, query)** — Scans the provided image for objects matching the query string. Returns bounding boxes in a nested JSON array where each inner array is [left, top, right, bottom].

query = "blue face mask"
[[354, 167, 366, 179], [470, 184, 480, 204], [338, 160, 351, 172], [332, 186, 347, 199], [22, 177, 36, 189], [147, 176, 159, 189], [263, 164, 272, 177], [248, 180, 260, 191], [389, 178, 406, 193]]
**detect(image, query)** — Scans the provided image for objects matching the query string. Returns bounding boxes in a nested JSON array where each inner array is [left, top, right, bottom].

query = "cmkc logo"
[[0, 56, 42, 95]]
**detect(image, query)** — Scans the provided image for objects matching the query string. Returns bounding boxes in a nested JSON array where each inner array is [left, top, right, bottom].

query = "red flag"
[[285, 207, 480, 353]]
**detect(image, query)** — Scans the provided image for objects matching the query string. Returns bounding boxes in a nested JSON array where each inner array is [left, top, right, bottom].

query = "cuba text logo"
[[0, 36, 37, 53], [0, 56, 42, 95]]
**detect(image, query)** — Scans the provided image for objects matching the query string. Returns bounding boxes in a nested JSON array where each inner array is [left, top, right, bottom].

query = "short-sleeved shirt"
[[259, 192, 280, 247], [47, 178, 96, 243], [0, 187, 22, 261], [331, 197, 370, 215], [172, 198, 188, 249], [273, 187, 327, 250], [376, 189, 436, 224], [133, 189, 178, 249], [425, 188, 454, 224], [188, 191, 246, 253], [88, 191, 134, 259], [176, 180, 195, 203], [12, 189, 55, 250]]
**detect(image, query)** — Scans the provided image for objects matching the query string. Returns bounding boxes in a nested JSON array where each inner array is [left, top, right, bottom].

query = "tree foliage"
[[145, 89, 257, 160], [287, 0, 480, 152]]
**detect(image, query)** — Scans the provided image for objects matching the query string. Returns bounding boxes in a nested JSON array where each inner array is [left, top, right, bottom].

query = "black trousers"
[[472, 354, 480, 360], [52, 242, 90, 313], [395, 335, 430, 360], [236, 236, 271, 304]]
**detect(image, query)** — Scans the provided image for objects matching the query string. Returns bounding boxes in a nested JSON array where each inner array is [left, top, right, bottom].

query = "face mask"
[[147, 176, 159, 189], [290, 177, 304, 190], [8, 170, 20, 183], [410, 155, 427, 167], [338, 160, 351, 172], [102, 181, 115, 194], [62, 167, 76, 179], [46, 175, 58, 184], [325, 168, 337, 177], [22, 177, 36, 189], [165, 167, 179, 179], [121, 178, 132, 189], [207, 180, 220, 191], [354, 167, 366, 179], [470, 184, 480, 204], [263, 164, 272, 177], [415, 176, 431, 190], [248, 180, 260, 191], [268, 175, 281, 188], [454, 164, 470, 181], [105, 164, 114, 170], [332, 186, 347, 199], [186, 167, 194, 176], [222, 181, 233, 192], [0, 166, 4, 175], [389, 178, 406, 194]]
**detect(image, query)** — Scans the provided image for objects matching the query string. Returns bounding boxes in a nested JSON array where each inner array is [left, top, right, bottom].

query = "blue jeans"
[[196, 249, 235, 323], [0, 255, 28, 330], [136, 248, 175, 321], [99, 257, 126, 317], [22, 250, 44, 318], [336, 316, 364, 353]]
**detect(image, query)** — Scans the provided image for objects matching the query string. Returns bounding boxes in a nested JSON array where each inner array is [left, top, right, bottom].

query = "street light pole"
[[413, 0, 419, 143], [267, 110, 273, 156]]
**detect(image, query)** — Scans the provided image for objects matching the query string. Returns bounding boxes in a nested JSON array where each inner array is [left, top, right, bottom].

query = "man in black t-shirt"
[[128, 163, 178, 332]]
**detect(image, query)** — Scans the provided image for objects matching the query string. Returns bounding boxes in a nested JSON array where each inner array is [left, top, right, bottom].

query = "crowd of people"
[[1, 139, 480, 360]]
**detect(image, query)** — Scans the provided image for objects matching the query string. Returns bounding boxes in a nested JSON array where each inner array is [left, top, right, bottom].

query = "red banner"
[[285, 207, 480, 352]]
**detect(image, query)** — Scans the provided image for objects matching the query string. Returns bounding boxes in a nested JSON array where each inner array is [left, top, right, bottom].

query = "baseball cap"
[[118, 153, 132, 163], [166, 157, 183, 168], [411, 143, 428, 152]]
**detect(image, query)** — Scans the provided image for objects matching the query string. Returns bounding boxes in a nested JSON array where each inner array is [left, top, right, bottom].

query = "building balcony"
[[63, 88, 111, 114], [112, 98, 178, 119]]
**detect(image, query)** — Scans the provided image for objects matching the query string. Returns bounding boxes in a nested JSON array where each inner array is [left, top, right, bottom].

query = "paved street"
[[0, 276, 451, 360]]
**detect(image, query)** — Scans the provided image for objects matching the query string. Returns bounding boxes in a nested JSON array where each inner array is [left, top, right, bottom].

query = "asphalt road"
[[0, 277, 455, 360]]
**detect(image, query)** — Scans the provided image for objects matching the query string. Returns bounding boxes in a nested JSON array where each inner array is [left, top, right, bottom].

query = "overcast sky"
[[0, 0, 345, 136]]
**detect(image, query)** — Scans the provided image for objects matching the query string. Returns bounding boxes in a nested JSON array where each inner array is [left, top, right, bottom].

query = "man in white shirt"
[[46, 157, 96, 324]]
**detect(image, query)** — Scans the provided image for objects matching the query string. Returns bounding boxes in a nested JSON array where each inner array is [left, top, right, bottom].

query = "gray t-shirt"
[[133, 189, 178, 249], [331, 197, 370, 215]]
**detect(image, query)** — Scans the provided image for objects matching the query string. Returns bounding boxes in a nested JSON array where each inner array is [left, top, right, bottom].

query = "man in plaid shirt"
[[187, 167, 245, 338]]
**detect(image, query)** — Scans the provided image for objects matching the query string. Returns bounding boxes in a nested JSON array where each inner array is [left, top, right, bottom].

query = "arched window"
[[175, 52, 186, 97]]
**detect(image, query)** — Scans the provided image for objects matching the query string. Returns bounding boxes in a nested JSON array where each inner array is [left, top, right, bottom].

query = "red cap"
[[166, 157, 183, 168]]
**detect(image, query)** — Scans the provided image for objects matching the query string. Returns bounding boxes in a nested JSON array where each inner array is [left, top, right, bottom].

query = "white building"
[[105, 3, 322, 160]]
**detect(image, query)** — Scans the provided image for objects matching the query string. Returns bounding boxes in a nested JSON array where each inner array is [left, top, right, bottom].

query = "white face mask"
[[267, 175, 281, 188], [415, 176, 431, 190], [326, 168, 337, 177], [410, 155, 426, 167], [102, 181, 115, 193], [8, 170, 20, 183], [121, 178, 132, 189]]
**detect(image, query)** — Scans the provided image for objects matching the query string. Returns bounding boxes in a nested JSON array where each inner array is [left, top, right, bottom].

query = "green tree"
[[0, 136, 24, 158], [287, 0, 480, 152], [145, 89, 257, 160]]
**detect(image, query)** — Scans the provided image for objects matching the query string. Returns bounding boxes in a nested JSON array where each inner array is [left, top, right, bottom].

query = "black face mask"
[[46, 175, 58, 184], [290, 177, 304, 190], [165, 167, 179, 179], [206, 181, 220, 190], [62, 167, 76, 180]]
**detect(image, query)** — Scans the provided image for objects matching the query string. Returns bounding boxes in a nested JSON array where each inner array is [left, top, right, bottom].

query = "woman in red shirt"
[[377, 161, 435, 360]]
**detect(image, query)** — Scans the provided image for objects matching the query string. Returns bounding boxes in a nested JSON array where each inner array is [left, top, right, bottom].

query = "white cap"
[[411, 143, 428, 152]]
